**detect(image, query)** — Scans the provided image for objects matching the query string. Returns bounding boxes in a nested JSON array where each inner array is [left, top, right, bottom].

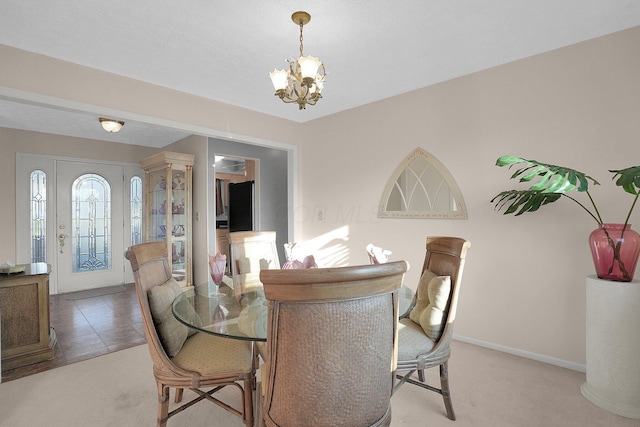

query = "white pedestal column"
[[581, 275, 640, 418]]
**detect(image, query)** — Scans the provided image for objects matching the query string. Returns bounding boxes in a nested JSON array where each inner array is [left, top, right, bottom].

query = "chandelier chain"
[[299, 22, 304, 57]]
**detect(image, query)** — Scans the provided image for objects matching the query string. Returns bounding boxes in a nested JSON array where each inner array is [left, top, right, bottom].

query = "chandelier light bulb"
[[298, 55, 321, 80], [269, 69, 290, 91]]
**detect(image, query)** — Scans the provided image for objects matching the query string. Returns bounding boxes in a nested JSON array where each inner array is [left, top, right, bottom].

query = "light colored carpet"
[[0, 340, 636, 426]]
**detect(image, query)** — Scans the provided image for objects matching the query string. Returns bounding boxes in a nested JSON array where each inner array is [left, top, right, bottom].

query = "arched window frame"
[[72, 173, 112, 272], [378, 147, 467, 219]]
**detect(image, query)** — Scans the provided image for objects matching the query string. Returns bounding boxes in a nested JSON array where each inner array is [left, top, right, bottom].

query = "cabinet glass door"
[[147, 169, 167, 242], [170, 169, 187, 281]]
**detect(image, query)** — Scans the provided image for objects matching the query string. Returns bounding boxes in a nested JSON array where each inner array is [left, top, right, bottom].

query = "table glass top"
[[172, 282, 416, 342]]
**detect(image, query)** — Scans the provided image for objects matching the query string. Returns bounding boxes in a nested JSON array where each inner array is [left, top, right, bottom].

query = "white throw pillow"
[[409, 269, 436, 324], [148, 277, 193, 357], [409, 269, 451, 341]]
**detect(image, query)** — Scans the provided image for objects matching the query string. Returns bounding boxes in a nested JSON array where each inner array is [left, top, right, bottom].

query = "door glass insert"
[[30, 169, 47, 263], [130, 176, 143, 246], [72, 173, 112, 272]]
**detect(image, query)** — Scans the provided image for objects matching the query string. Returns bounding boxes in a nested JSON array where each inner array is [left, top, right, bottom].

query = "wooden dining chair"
[[125, 242, 256, 427], [394, 236, 471, 420], [259, 261, 409, 427], [229, 231, 280, 296]]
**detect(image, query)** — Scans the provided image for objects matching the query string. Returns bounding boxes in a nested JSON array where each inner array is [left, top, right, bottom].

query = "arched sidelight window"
[[379, 147, 467, 219], [30, 169, 47, 263], [72, 173, 112, 272], [130, 176, 143, 246]]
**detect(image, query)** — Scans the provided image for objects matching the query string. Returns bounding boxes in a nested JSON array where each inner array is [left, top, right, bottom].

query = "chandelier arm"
[[276, 97, 300, 105]]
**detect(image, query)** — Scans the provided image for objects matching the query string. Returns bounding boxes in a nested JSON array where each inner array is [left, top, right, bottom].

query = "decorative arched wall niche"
[[378, 147, 467, 219]]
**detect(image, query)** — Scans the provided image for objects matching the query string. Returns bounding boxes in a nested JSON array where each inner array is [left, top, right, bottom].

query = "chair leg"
[[254, 379, 265, 427], [175, 388, 184, 403], [157, 383, 170, 427], [439, 361, 456, 421], [243, 378, 254, 426]]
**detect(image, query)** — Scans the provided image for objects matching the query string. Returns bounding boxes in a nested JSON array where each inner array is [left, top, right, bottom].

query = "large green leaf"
[[491, 190, 562, 216], [495, 156, 599, 194], [610, 166, 640, 195]]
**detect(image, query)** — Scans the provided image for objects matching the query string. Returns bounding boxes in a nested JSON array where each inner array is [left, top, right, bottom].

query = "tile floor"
[[1, 283, 146, 382]]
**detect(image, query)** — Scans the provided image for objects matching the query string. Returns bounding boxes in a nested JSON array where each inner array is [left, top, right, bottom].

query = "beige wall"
[[1, 26, 639, 368], [298, 26, 640, 368]]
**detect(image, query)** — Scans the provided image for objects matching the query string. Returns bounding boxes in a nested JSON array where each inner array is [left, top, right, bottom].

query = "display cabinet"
[[140, 151, 195, 287]]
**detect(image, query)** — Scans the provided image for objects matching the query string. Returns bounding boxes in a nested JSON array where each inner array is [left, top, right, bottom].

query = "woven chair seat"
[[397, 318, 436, 360], [171, 332, 254, 375]]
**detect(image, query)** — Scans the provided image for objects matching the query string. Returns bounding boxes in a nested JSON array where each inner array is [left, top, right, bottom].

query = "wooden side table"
[[0, 263, 55, 371]]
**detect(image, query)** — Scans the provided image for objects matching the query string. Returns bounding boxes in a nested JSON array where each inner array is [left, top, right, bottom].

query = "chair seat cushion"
[[148, 277, 196, 357], [408, 269, 451, 341], [171, 332, 254, 375], [397, 317, 436, 360]]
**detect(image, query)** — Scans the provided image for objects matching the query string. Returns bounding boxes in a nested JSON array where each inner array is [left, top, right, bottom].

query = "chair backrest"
[[260, 261, 408, 427], [421, 236, 471, 349], [229, 231, 280, 295], [125, 242, 177, 374]]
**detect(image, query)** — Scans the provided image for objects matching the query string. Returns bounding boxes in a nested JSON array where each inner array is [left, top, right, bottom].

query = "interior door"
[[56, 160, 125, 292]]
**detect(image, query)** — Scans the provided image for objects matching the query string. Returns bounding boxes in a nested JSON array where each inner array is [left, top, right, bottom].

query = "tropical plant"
[[490, 156, 640, 226], [492, 156, 640, 281]]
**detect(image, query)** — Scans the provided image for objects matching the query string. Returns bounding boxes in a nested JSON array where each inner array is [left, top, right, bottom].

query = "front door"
[[17, 154, 142, 294], [55, 160, 125, 292]]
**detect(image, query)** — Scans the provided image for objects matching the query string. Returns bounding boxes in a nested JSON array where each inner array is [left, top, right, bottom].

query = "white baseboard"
[[453, 334, 586, 373]]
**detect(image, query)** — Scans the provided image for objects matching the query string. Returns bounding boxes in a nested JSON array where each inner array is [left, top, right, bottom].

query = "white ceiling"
[[1, 0, 640, 147]]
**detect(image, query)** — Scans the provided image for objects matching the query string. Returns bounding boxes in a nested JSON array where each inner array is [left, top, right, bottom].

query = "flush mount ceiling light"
[[269, 11, 326, 110], [99, 117, 125, 133]]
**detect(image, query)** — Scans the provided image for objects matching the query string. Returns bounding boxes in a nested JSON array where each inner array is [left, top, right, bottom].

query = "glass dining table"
[[172, 283, 417, 342]]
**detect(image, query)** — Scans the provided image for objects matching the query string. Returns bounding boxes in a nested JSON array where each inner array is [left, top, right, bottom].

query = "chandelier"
[[269, 11, 326, 110]]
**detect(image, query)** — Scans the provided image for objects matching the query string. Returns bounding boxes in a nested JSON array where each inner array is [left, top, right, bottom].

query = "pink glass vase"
[[208, 253, 227, 296], [589, 223, 640, 282]]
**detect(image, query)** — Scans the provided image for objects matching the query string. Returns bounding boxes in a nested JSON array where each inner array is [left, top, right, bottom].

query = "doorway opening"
[[213, 155, 257, 272]]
